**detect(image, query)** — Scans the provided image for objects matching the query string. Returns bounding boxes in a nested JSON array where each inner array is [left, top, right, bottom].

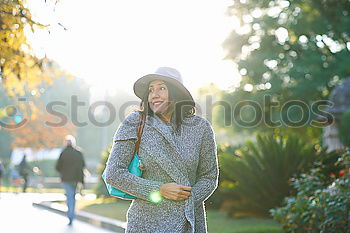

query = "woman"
[[105, 67, 219, 233]]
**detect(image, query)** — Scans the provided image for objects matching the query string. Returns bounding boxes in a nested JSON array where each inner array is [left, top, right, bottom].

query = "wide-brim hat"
[[133, 67, 195, 106]]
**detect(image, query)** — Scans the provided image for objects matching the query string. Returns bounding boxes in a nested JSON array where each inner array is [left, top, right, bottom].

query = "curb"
[[33, 201, 126, 232]]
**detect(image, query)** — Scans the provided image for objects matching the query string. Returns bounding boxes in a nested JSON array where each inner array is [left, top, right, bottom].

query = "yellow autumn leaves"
[[0, 0, 54, 97]]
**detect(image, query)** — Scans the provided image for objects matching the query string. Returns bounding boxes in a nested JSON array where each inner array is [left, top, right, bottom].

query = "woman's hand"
[[159, 183, 192, 201]]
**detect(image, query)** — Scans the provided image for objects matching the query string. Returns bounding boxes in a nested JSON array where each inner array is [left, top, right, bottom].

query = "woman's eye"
[[160, 87, 166, 90]]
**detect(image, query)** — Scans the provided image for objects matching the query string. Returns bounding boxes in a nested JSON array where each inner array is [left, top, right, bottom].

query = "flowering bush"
[[271, 148, 350, 233]]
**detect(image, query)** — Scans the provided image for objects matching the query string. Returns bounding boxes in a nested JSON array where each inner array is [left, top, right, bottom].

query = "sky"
[[27, 0, 241, 99]]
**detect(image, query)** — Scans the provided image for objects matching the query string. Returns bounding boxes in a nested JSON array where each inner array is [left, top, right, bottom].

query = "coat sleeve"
[[79, 151, 85, 184], [55, 153, 63, 173], [105, 111, 164, 202], [191, 119, 219, 206]]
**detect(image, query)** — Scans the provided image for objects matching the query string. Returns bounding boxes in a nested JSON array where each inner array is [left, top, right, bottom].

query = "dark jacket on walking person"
[[55, 135, 85, 225], [56, 145, 85, 184], [18, 155, 31, 192]]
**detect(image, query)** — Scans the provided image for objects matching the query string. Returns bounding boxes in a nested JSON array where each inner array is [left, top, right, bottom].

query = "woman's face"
[[148, 80, 169, 114]]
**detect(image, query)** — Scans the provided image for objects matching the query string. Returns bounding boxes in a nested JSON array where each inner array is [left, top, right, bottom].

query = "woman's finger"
[[178, 194, 190, 200], [164, 192, 187, 201], [176, 191, 191, 199], [184, 191, 191, 197], [181, 186, 192, 191]]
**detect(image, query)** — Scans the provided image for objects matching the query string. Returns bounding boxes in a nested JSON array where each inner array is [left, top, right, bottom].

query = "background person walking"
[[18, 154, 31, 192], [55, 135, 85, 226]]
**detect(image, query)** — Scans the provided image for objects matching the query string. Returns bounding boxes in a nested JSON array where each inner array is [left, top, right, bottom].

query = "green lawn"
[[78, 199, 283, 233], [79, 199, 130, 222], [206, 211, 283, 233]]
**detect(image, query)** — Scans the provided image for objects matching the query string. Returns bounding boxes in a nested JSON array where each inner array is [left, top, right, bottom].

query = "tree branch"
[[0, 10, 49, 27]]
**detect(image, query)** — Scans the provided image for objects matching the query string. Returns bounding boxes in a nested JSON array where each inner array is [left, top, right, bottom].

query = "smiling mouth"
[[152, 101, 164, 106]]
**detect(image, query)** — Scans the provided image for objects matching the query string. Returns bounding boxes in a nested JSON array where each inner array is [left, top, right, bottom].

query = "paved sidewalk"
[[33, 199, 126, 232], [0, 193, 121, 233]]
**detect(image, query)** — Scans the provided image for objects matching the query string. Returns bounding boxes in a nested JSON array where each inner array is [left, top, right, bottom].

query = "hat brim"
[[133, 74, 195, 106]]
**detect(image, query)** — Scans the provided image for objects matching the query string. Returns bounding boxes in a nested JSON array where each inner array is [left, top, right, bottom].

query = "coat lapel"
[[144, 115, 190, 186]]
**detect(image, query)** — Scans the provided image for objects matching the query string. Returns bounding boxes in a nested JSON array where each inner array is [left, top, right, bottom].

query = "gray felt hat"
[[133, 67, 195, 106]]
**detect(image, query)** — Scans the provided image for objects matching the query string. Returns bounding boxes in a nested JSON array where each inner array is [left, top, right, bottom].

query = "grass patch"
[[78, 199, 283, 233], [79, 198, 130, 222], [207, 210, 283, 233]]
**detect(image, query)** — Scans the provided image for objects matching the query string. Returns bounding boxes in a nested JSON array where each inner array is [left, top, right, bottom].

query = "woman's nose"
[[150, 90, 160, 98]]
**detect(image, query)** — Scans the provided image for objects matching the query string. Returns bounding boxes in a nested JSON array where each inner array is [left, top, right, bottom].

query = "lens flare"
[[14, 115, 23, 124], [149, 191, 163, 204], [5, 106, 16, 117]]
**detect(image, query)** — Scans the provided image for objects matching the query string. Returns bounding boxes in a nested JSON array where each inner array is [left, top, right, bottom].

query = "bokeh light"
[[14, 115, 23, 124], [5, 106, 17, 117], [149, 191, 163, 204]]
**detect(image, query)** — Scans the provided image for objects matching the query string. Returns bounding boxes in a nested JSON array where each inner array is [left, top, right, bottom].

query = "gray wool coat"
[[105, 111, 219, 233]]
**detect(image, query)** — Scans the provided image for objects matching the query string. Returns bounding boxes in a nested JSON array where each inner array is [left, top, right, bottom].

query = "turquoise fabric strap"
[[102, 112, 146, 200]]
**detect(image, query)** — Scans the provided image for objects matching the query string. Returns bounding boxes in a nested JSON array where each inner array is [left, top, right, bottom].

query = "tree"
[[0, 86, 15, 163], [221, 0, 350, 136], [10, 113, 75, 149], [0, 0, 57, 96], [0, 0, 66, 137]]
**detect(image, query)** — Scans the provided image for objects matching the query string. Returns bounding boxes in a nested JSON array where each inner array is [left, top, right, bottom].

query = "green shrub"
[[206, 143, 241, 210], [217, 134, 321, 217], [93, 146, 110, 198], [28, 159, 59, 177], [271, 148, 350, 233]]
